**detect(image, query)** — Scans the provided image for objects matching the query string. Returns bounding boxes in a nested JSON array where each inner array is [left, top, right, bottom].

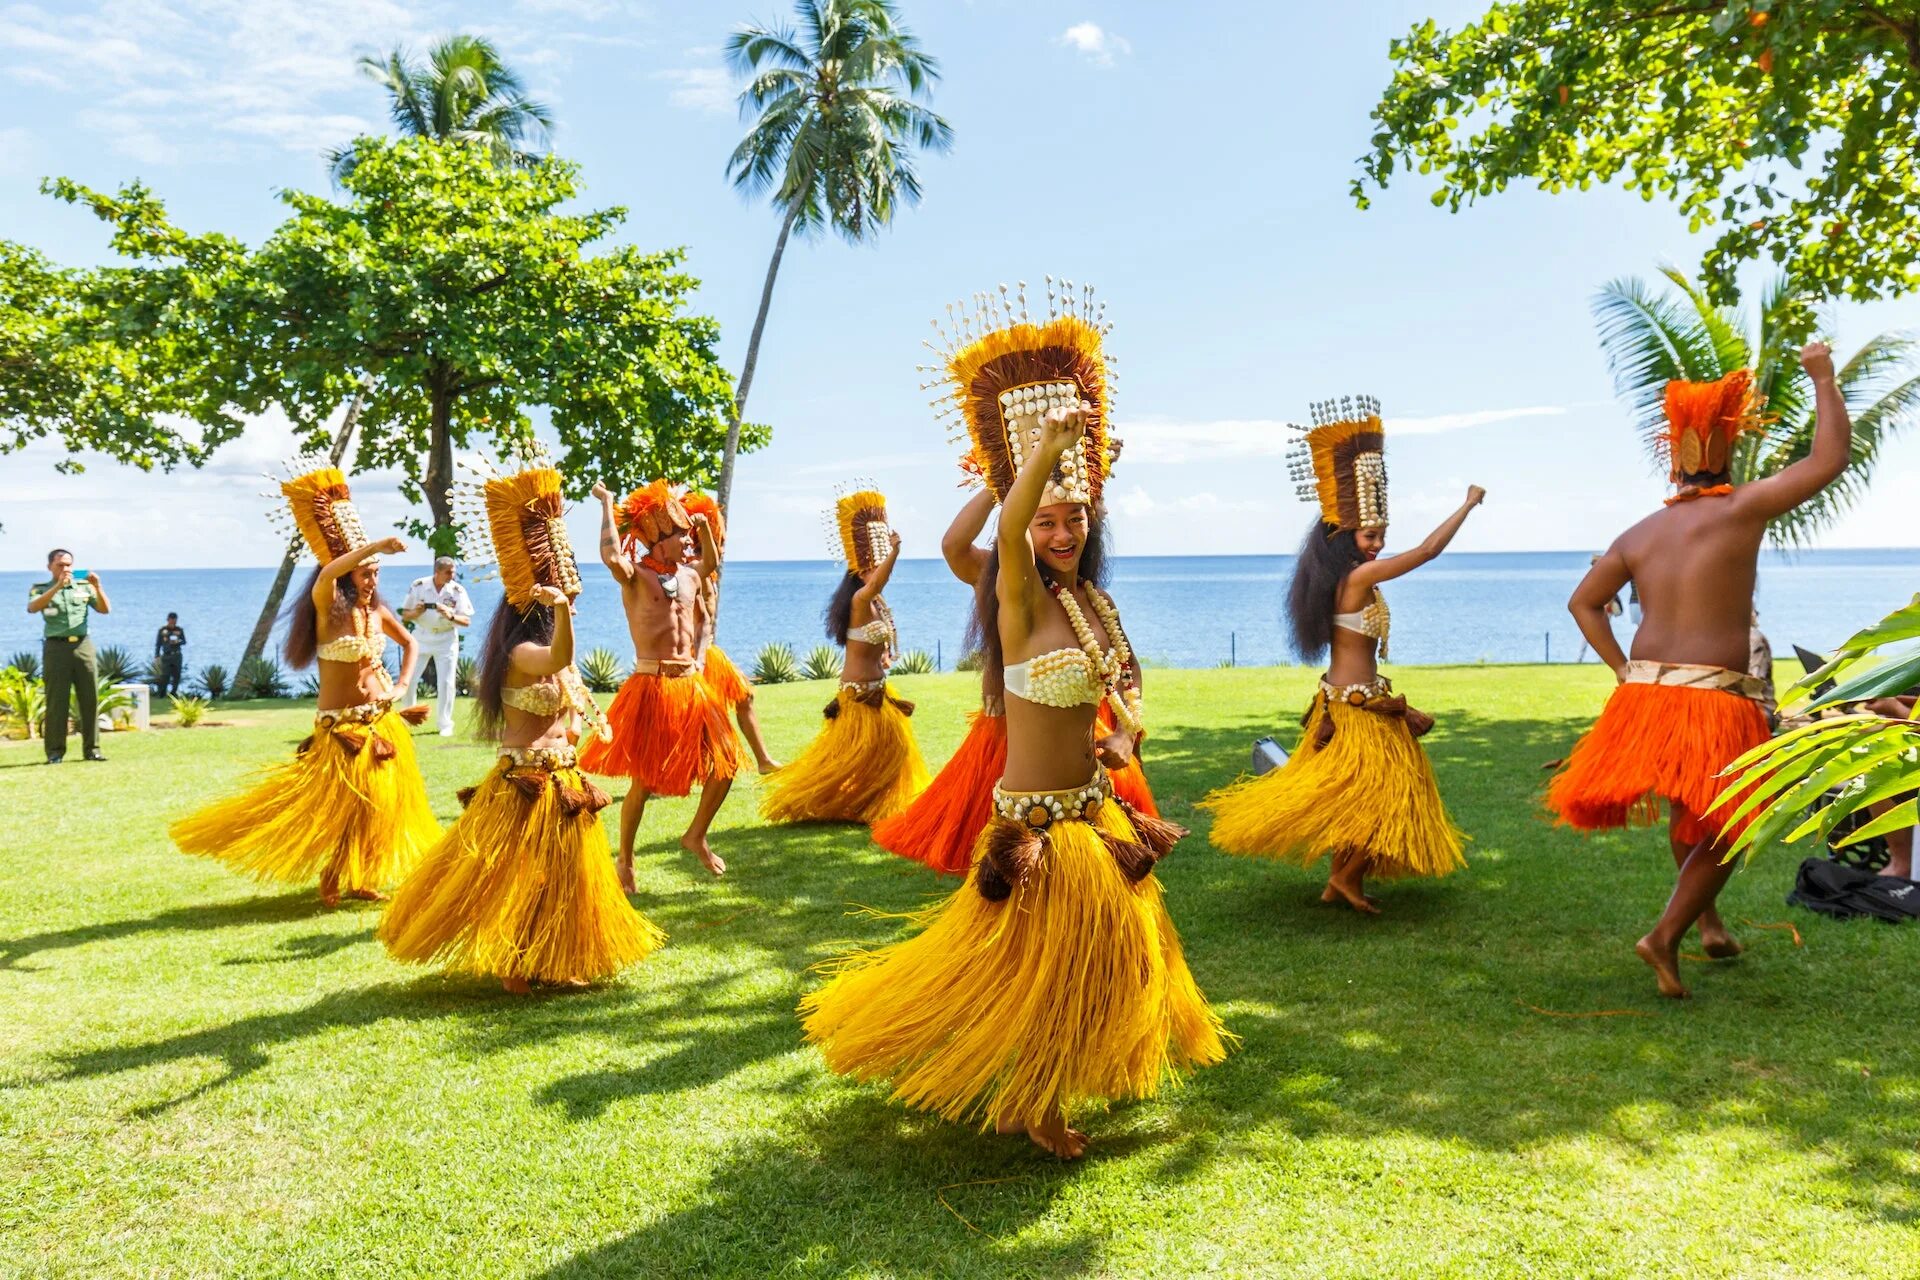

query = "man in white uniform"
[[400, 556, 474, 736]]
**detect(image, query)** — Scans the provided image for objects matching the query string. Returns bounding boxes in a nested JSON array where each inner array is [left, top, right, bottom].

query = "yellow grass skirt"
[[800, 798, 1231, 1131], [378, 754, 664, 983], [760, 682, 930, 825], [171, 708, 440, 894], [1202, 687, 1466, 879]]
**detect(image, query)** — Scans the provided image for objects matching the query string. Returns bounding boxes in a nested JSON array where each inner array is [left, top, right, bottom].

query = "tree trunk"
[[716, 200, 802, 518], [237, 382, 371, 672], [424, 370, 457, 554]]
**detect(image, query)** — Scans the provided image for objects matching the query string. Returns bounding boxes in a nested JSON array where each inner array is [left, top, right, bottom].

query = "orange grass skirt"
[[704, 644, 752, 707], [1546, 680, 1771, 846], [872, 710, 1007, 873], [579, 669, 742, 796], [1099, 701, 1161, 818]]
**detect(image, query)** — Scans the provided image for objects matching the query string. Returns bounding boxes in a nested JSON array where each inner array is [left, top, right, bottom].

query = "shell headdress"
[[1287, 395, 1388, 531], [267, 456, 375, 564], [1656, 369, 1768, 483], [825, 483, 891, 575], [920, 276, 1115, 507], [453, 443, 583, 609]]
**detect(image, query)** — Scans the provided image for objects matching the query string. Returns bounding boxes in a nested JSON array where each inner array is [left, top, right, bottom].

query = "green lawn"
[[4, 665, 1917, 1278]]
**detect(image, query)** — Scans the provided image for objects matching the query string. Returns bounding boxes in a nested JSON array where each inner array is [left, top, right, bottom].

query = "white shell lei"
[[1051, 584, 1144, 737]]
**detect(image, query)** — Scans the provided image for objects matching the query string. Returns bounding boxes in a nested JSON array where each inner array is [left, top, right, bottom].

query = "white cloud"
[[1106, 486, 1262, 519], [654, 66, 730, 114], [1058, 21, 1130, 67], [0, 124, 32, 176], [1119, 405, 1568, 464]]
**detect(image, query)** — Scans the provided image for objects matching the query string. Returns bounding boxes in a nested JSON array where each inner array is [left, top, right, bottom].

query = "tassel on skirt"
[[379, 752, 664, 983], [761, 682, 930, 825], [171, 707, 440, 894]]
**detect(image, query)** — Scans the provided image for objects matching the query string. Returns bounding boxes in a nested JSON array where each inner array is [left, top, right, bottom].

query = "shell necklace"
[[1049, 583, 1144, 737]]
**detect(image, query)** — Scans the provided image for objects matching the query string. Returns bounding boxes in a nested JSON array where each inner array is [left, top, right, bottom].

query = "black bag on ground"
[[1787, 858, 1920, 923]]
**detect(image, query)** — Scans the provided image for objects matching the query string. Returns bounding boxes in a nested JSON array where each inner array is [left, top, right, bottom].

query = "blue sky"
[[3, 0, 1916, 568]]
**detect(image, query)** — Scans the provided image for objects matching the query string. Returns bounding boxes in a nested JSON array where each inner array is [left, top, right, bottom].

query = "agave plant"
[[0, 668, 45, 739], [579, 647, 626, 693], [193, 663, 230, 700], [893, 648, 936, 675], [298, 674, 322, 698], [1593, 267, 1920, 546], [800, 644, 844, 682], [93, 678, 135, 728], [6, 649, 40, 680], [1712, 597, 1920, 859], [455, 656, 479, 697], [234, 655, 291, 699], [93, 644, 141, 686], [169, 695, 210, 728], [752, 642, 800, 684]]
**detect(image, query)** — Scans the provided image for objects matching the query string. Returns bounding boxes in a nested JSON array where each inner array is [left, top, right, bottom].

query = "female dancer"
[[172, 464, 439, 905], [759, 489, 929, 824], [1201, 397, 1481, 913], [380, 456, 663, 991], [804, 285, 1228, 1158], [872, 484, 1159, 874], [678, 488, 782, 775]]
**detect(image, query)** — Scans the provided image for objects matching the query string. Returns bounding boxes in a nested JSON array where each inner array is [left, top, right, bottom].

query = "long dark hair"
[[1286, 518, 1366, 662], [969, 511, 1110, 685], [824, 570, 862, 645], [283, 566, 383, 670], [473, 600, 557, 742]]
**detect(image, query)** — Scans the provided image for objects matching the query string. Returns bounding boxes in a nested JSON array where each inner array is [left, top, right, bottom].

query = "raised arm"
[[997, 403, 1089, 627], [592, 481, 635, 584], [690, 512, 720, 581], [512, 585, 576, 677], [854, 530, 903, 606], [1349, 487, 1485, 590], [1569, 543, 1632, 676], [942, 489, 996, 586], [1734, 343, 1853, 521], [311, 537, 403, 612], [87, 572, 109, 615]]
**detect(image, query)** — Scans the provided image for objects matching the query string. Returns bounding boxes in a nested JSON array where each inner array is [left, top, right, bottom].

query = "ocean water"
[[3, 549, 1914, 679]]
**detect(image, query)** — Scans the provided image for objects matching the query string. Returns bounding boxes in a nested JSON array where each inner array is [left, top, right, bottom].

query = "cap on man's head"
[[167, 612, 178, 620]]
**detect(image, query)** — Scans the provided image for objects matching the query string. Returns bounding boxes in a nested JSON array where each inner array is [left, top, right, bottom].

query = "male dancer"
[[1550, 344, 1853, 998], [583, 479, 741, 884]]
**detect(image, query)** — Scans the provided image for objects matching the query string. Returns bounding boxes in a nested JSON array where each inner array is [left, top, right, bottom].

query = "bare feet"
[[1636, 933, 1690, 999], [756, 758, 784, 776], [1320, 881, 1382, 915], [344, 888, 388, 902], [319, 885, 340, 908], [617, 855, 637, 895], [1024, 1110, 1088, 1160], [502, 976, 531, 995], [1699, 928, 1744, 960], [555, 976, 591, 990], [682, 832, 726, 877]]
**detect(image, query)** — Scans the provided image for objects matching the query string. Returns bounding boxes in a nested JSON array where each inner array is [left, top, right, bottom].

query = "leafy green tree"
[[717, 0, 952, 514], [328, 34, 553, 181], [1358, 1, 1920, 333], [1593, 266, 1920, 544]]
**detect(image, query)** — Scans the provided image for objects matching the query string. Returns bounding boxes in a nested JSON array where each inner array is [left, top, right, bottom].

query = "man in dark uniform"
[[27, 548, 112, 763], [154, 612, 187, 697]]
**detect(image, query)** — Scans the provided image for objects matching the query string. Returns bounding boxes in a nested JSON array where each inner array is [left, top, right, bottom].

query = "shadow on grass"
[[220, 929, 372, 966], [0, 888, 330, 971]]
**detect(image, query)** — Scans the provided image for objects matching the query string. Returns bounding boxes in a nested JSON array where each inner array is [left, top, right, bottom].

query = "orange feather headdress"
[[271, 460, 374, 564], [921, 276, 1115, 507], [454, 446, 583, 610], [678, 489, 724, 550], [1657, 369, 1768, 483], [616, 479, 691, 555], [1287, 395, 1388, 530]]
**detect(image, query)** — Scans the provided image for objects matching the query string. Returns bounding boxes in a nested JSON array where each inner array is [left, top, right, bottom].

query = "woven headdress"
[[453, 446, 583, 609], [270, 459, 374, 564], [616, 479, 691, 555], [921, 277, 1114, 507], [679, 489, 724, 550], [1656, 369, 1767, 482], [827, 485, 891, 575], [1288, 395, 1388, 531]]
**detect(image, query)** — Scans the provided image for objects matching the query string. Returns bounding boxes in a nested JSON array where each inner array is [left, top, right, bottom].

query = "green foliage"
[[579, 647, 626, 693], [752, 642, 801, 684], [6, 649, 39, 680], [233, 656, 290, 700], [800, 644, 843, 681], [1793, 596, 1920, 706], [0, 667, 44, 738], [1593, 267, 1920, 544], [892, 648, 935, 674], [1358, 1, 1920, 326], [329, 34, 552, 182], [454, 656, 479, 697], [953, 648, 984, 673], [168, 695, 209, 728], [192, 663, 229, 700], [93, 679, 134, 727], [93, 645, 140, 686]]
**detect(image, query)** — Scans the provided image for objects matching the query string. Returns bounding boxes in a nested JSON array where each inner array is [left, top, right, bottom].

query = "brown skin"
[[593, 482, 731, 882], [28, 551, 112, 618], [844, 529, 903, 684], [1568, 343, 1853, 998], [689, 570, 782, 774], [1319, 490, 1486, 913]]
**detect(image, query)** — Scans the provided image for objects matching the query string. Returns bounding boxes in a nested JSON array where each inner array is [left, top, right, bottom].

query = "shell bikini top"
[[849, 620, 893, 647], [316, 608, 387, 665], [1332, 588, 1391, 659], [501, 666, 598, 721], [1004, 649, 1106, 709]]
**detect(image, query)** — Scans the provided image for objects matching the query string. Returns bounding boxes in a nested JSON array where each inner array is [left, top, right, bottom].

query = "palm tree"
[[1593, 267, 1920, 545], [717, 0, 953, 515], [327, 35, 553, 182]]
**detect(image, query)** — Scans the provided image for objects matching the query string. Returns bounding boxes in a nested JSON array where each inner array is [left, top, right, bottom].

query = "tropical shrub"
[[954, 649, 985, 673], [579, 647, 626, 693], [94, 644, 140, 685], [7, 649, 40, 680], [801, 644, 843, 681], [455, 655, 479, 697], [298, 675, 321, 698], [193, 664, 230, 699], [0, 668, 45, 738], [234, 655, 291, 699], [893, 649, 936, 675], [94, 679, 135, 728], [752, 642, 800, 685], [169, 695, 209, 728]]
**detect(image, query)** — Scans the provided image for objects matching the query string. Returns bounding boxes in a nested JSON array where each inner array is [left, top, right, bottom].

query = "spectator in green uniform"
[[26, 548, 112, 764]]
